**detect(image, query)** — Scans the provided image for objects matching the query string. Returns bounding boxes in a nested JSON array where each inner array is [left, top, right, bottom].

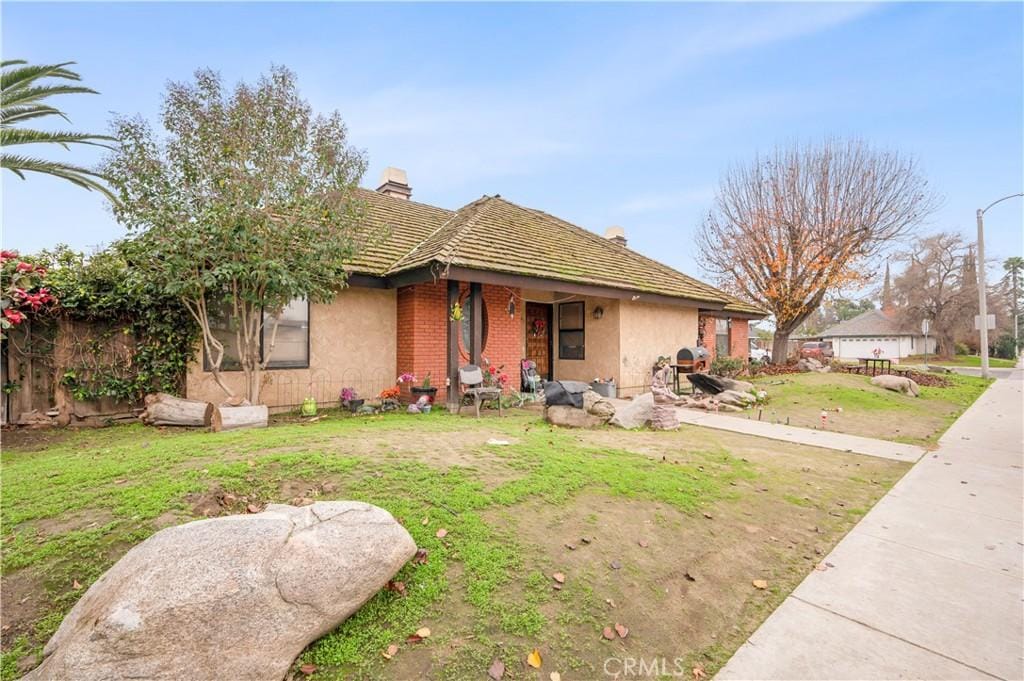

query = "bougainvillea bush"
[[1, 249, 55, 337]]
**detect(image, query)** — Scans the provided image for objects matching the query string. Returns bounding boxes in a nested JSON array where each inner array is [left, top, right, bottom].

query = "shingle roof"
[[350, 190, 766, 315], [819, 310, 907, 337]]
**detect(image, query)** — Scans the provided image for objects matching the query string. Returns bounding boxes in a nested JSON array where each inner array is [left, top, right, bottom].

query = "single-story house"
[[185, 168, 766, 409], [817, 309, 936, 362]]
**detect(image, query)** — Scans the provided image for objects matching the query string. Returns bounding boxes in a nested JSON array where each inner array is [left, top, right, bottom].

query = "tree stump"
[[140, 393, 214, 427], [212, 405, 269, 432]]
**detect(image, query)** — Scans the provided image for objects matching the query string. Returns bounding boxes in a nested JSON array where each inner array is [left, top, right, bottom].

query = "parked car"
[[799, 341, 834, 361], [749, 347, 770, 362]]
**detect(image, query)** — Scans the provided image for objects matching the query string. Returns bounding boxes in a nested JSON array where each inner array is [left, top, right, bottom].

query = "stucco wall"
[[186, 286, 397, 409], [618, 301, 699, 396], [519, 291, 623, 388]]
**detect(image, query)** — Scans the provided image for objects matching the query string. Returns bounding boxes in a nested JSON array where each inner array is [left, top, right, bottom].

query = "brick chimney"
[[376, 167, 412, 200], [604, 225, 627, 247]]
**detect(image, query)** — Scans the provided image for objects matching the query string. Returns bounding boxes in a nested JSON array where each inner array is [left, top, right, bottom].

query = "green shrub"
[[710, 356, 743, 377], [954, 342, 970, 356]]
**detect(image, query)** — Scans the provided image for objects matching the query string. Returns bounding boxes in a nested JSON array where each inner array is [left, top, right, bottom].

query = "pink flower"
[[0, 250, 17, 262], [3, 309, 25, 324], [15, 262, 34, 273]]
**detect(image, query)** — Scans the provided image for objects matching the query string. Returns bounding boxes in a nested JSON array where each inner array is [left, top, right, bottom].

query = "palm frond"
[[1, 61, 81, 91], [0, 127, 116, 149], [1, 104, 68, 125], [1, 153, 117, 202], [1, 84, 100, 108]]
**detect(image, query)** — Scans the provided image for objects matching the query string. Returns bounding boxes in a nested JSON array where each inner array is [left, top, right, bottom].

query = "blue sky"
[[3, 2, 1022, 291]]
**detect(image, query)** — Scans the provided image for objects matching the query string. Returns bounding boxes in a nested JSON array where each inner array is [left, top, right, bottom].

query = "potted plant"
[[378, 386, 401, 412], [340, 387, 363, 413], [410, 372, 438, 402]]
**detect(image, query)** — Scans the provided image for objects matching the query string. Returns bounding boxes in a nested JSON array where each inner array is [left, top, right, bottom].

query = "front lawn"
[[744, 372, 990, 445], [903, 354, 1017, 368], [1, 412, 907, 680]]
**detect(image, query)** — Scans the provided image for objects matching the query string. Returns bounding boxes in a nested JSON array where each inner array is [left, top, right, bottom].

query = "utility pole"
[[976, 193, 1024, 379]]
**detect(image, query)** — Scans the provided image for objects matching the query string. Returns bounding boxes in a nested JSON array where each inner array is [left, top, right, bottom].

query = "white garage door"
[[837, 337, 902, 361]]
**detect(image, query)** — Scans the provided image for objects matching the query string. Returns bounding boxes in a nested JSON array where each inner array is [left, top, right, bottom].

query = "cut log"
[[139, 393, 214, 427], [212, 405, 269, 432]]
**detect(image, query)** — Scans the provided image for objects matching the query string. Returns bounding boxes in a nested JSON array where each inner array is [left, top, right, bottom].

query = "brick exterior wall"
[[396, 281, 448, 401], [699, 315, 749, 364], [395, 280, 523, 403], [729, 319, 750, 361]]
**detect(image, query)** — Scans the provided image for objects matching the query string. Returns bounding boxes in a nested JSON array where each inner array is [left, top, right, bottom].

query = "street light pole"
[[976, 192, 1024, 379]]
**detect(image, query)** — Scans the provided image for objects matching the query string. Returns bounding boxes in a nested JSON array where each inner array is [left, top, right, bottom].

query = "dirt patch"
[[23, 508, 114, 538], [0, 427, 75, 452], [1, 568, 45, 645]]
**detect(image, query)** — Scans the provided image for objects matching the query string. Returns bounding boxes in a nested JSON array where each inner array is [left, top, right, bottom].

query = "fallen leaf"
[[246, 503, 260, 513], [550, 673, 562, 681], [602, 626, 615, 640], [72, 580, 82, 590], [684, 571, 696, 582], [703, 512, 713, 519], [552, 572, 565, 584], [414, 548, 429, 564], [609, 560, 622, 570], [386, 580, 407, 596], [565, 543, 576, 551], [615, 623, 629, 638], [552, 583, 563, 591], [382, 644, 399, 660], [752, 579, 768, 590], [415, 627, 431, 638], [488, 658, 505, 680], [406, 634, 423, 644], [638, 540, 649, 548], [421, 517, 429, 525], [299, 663, 317, 675], [436, 528, 448, 539], [580, 537, 591, 544], [692, 664, 707, 680], [527, 649, 543, 668], [605, 598, 616, 608]]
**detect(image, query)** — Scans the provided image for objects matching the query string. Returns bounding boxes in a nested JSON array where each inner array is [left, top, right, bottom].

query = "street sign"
[[974, 314, 995, 330], [921, 319, 930, 335]]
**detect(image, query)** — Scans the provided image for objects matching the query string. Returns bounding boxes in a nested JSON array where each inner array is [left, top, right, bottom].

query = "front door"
[[525, 302, 553, 380]]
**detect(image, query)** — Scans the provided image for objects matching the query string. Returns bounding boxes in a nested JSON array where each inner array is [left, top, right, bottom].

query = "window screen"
[[558, 302, 585, 360]]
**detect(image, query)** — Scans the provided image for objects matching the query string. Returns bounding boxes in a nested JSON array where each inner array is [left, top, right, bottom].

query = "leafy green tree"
[[102, 66, 368, 403], [1, 60, 115, 199], [1001, 256, 1023, 355]]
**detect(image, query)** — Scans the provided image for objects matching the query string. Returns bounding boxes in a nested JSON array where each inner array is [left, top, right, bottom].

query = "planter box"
[[590, 381, 616, 398]]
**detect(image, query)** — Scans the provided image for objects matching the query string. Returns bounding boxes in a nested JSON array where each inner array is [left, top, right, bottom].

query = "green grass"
[[903, 354, 1017, 368], [1, 412, 759, 679], [748, 371, 991, 445]]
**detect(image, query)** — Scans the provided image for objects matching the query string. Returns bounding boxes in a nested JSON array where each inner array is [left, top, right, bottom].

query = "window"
[[204, 298, 310, 371], [558, 301, 585, 360], [715, 318, 730, 357], [458, 289, 489, 359]]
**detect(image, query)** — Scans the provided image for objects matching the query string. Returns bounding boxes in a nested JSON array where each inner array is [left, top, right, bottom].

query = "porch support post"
[[447, 279, 460, 408], [470, 282, 483, 366]]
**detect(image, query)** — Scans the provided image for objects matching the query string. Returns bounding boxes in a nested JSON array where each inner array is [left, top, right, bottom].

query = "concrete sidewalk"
[[676, 409, 926, 463], [717, 365, 1024, 681]]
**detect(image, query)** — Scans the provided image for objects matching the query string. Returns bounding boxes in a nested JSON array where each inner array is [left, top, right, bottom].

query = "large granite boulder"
[[718, 377, 755, 393], [609, 392, 655, 429], [24, 502, 416, 681], [871, 374, 920, 397], [546, 405, 610, 428]]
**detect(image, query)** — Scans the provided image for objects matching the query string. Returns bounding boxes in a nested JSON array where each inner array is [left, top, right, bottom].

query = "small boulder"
[[24, 502, 416, 681], [871, 374, 920, 397], [795, 358, 829, 373], [609, 392, 655, 429], [545, 405, 609, 428], [719, 378, 755, 393], [717, 390, 756, 408], [582, 390, 616, 418]]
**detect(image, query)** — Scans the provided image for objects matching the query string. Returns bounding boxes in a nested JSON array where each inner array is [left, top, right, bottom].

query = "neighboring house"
[[817, 309, 936, 361], [186, 168, 765, 408]]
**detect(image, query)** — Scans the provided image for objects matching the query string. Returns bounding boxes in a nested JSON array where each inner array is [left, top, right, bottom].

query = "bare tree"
[[698, 138, 938, 362], [890, 232, 974, 357]]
